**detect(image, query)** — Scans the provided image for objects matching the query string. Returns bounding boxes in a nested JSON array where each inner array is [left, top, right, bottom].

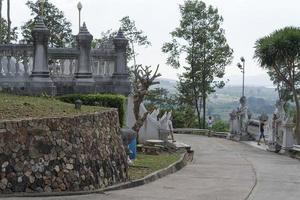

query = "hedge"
[[59, 94, 126, 127]]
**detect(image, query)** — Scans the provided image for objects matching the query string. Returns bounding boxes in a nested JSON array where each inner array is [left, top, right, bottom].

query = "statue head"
[[239, 96, 247, 107]]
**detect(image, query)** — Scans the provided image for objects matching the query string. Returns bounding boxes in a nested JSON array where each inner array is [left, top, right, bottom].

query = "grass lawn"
[[0, 93, 106, 120], [128, 153, 181, 180]]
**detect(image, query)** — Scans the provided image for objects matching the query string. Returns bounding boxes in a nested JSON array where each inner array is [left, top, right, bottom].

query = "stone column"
[[75, 22, 93, 79], [74, 23, 95, 93], [28, 16, 56, 96], [112, 29, 131, 95], [113, 29, 128, 75], [31, 16, 50, 78]]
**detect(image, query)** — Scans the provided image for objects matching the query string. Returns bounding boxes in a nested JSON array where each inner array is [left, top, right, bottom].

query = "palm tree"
[[254, 27, 300, 144]]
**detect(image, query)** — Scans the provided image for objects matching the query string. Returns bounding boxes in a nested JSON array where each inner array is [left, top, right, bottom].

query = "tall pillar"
[[74, 22, 95, 93], [112, 29, 131, 95], [28, 16, 56, 95], [31, 16, 50, 78], [113, 29, 128, 75]]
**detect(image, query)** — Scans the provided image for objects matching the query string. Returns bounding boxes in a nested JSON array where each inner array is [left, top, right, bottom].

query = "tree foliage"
[[254, 26, 300, 144], [144, 87, 176, 111], [162, 0, 233, 128], [0, 0, 17, 43], [0, 18, 17, 43], [92, 16, 150, 67], [120, 16, 151, 66], [144, 87, 198, 128], [21, 0, 73, 47]]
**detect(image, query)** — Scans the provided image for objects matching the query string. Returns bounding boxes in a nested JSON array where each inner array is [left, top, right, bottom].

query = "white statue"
[[125, 95, 175, 143], [237, 96, 249, 135]]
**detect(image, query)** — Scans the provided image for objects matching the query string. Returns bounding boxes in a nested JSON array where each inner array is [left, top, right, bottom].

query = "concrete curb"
[[0, 151, 193, 198], [104, 151, 193, 192]]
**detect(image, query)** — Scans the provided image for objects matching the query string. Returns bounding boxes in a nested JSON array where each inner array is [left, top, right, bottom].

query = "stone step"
[[293, 145, 300, 152]]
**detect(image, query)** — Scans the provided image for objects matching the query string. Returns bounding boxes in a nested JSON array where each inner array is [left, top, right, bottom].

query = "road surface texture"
[[6, 134, 300, 200]]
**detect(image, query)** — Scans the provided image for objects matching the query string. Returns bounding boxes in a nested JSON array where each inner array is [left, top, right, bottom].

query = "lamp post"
[[77, 2, 82, 31], [38, 0, 45, 17], [237, 57, 245, 97]]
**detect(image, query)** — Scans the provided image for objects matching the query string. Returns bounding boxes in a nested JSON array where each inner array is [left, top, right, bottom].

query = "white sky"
[[2, 0, 300, 85]]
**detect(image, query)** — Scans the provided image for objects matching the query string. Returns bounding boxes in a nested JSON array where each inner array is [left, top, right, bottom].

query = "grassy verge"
[[128, 153, 181, 180], [0, 93, 107, 120]]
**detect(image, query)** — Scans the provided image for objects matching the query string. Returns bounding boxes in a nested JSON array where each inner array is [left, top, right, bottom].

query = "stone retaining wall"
[[0, 110, 128, 193]]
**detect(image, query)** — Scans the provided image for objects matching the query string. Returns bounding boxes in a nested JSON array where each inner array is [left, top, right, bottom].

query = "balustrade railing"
[[91, 41, 116, 77], [48, 48, 79, 78], [0, 44, 33, 78], [0, 17, 129, 95]]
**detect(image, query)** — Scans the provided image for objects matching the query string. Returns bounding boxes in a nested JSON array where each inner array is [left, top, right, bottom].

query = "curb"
[[104, 151, 193, 192], [0, 151, 193, 198]]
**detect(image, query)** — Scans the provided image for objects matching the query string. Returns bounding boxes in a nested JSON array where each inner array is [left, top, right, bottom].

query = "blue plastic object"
[[128, 137, 137, 160]]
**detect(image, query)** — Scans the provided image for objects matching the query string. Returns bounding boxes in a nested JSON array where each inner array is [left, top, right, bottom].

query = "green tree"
[[120, 16, 151, 66], [144, 87, 177, 111], [92, 29, 116, 48], [21, 0, 73, 47], [172, 106, 199, 128], [92, 16, 150, 67], [0, 0, 17, 44], [212, 120, 229, 132], [162, 0, 233, 128], [0, 18, 17, 43], [254, 27, 300, 144]]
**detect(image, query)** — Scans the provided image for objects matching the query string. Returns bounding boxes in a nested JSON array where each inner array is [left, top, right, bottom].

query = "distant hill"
[[154, 78, 177, 93], [154, 77, 278, 121], [225, 73, 274, 87], [154, 77, 277, 101]]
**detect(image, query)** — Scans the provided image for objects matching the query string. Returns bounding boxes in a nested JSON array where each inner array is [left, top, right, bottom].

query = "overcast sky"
[[2, 0, 300, 86]]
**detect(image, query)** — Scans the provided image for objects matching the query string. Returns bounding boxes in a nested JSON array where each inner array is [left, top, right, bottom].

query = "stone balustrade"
[[0, 17, 131, 96]]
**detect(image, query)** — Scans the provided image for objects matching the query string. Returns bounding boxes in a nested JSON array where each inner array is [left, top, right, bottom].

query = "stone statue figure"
[[237, 96, 249, 135], [273, 100, 288, 143], [274, 100, 286, 122], [229, 109, 238, 135], [150, 109, 160, 120], [167, 111, 175, 142]]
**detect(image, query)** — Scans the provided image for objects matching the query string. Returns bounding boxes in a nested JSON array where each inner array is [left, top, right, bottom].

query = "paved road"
[[7, 135, 300, 200]]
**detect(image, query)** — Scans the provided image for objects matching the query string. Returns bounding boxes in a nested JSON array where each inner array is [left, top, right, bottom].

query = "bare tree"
[[132, 65, 161, 134]]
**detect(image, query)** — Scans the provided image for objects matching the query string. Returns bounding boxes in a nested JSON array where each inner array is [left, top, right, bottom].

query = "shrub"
[[59, 94, 126, 127], [212, 120, 229, 132]]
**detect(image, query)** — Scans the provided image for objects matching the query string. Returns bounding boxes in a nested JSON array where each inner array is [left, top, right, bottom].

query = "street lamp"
[[237, 56, 245, 97], [77, 2, 83, 31]]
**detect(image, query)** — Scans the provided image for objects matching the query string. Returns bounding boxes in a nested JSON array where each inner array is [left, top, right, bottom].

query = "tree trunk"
[[202, 96, 206, 129], [0, 0, 2, 43], [195, 98, 201, 129], [292, 87, 300, 144], [7, 0, 10, 44]]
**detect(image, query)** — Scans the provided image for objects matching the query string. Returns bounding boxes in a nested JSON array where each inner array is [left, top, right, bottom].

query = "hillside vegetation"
[[0, 93, 106, 120]]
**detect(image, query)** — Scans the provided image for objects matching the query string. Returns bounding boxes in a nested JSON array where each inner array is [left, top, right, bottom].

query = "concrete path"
[[6, 135, 300, 200]]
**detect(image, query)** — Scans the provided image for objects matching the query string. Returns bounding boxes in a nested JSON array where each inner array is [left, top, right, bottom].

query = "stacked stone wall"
[[0, 110, 128, 193]]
